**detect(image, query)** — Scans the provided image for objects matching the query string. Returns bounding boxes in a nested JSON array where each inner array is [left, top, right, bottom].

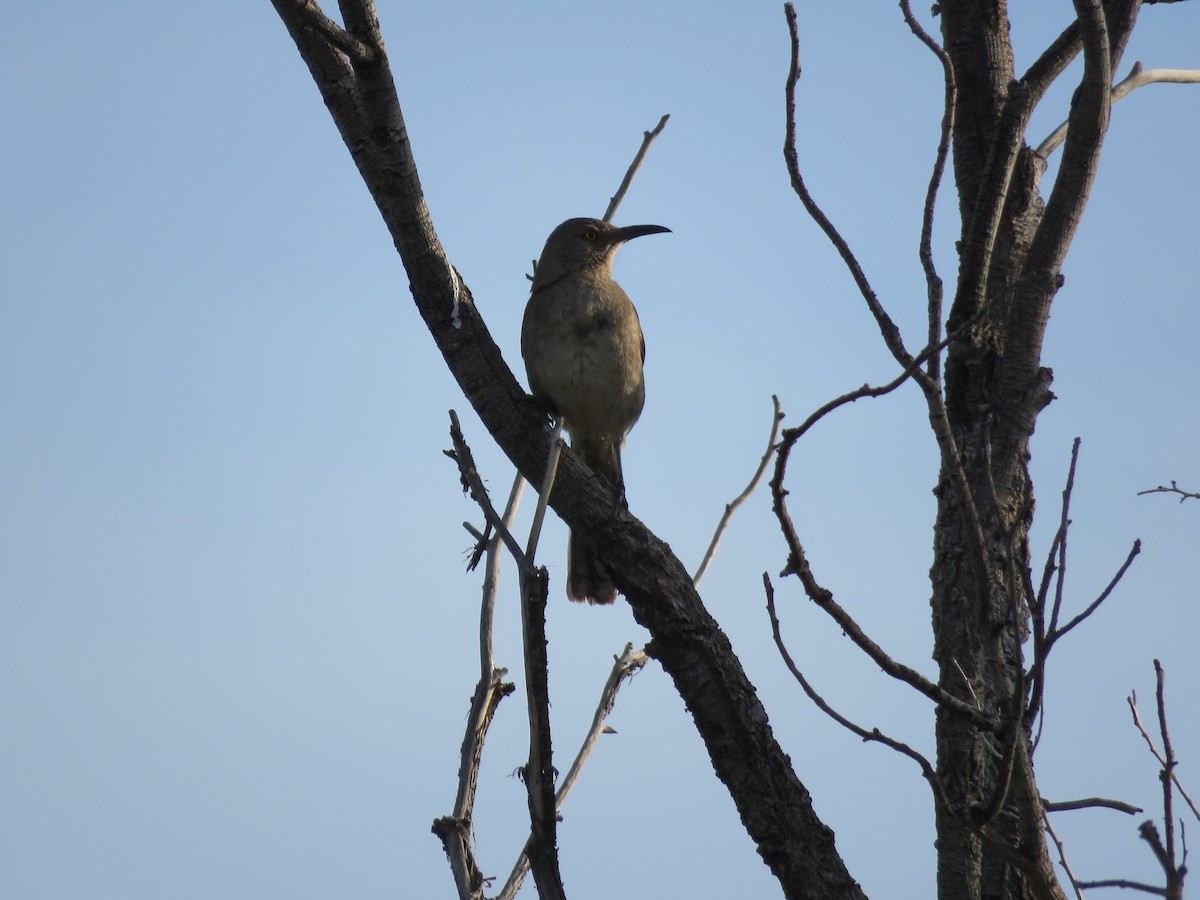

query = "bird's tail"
[[566, 433, 620, 604]]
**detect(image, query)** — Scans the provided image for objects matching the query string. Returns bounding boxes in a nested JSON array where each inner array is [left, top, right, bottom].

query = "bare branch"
[[767, 328, 997, 728], [764, 574, 953, 807], [433, 462, 524, 900], [524, 418, 564, 561], [1129, 676, 1200, 823], [783, 3, 915, 372], [693, 396, 783, 586], [477, 474, 525, 676], [446, 411, 527, 568], [1045, 797, 1144, 815], [1153, 662, 1179, 868], [764, 462, 994, 731], [899, 0, 956, 381], [1049, 540, 1141, 645], [497, 644, 649, 900], [517, 566, 567, 899], [602, 114, 670, 224], [1075, 877, 1169, 894], [1138, 481, 1200, 503], [1037, 62, 1200, 157], [1027, 438, 1082, 731], [1044, 812, 1087, 900]]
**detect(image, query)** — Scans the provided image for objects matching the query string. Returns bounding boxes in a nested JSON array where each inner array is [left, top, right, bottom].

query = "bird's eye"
[[582, 228, 599, 241]]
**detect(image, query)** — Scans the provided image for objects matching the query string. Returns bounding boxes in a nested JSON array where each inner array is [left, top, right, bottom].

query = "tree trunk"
[[933, 2, 1141, 897]]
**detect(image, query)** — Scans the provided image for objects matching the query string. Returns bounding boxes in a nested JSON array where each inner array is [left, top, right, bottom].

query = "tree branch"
[[1137, 481, 1200, 503], [1037, 62, 1200, 157], [783, 3, 915, 371], [497, 644, 649, 900], [517, 566, 567, 900], [1044, 797, 1143, 815], [1049, 540, 1140, 645], [1044, 812, 1087, 900], [434, 427, 523, 900], [1020, 0, 1114, 289], [899, 0, 956, 382], [765, 574, 955, 805], [602, 114, 670, 224], [769, 440, 994, 726], [1075, 876, 1168, 894], [693, 395, 783, 586]]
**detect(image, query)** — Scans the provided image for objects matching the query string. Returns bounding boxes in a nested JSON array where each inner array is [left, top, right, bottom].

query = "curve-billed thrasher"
[[521, 217, 670, 604]]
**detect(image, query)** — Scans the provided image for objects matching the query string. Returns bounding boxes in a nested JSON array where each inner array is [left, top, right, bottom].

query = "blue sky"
[[3, 2, 1198, 898]]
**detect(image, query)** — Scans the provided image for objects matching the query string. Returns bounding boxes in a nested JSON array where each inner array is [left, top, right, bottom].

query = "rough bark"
[[932, 3, 1143, 899]]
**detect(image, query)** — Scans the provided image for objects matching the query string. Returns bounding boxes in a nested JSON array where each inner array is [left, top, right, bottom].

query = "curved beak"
[[606, 223, 672, 244]]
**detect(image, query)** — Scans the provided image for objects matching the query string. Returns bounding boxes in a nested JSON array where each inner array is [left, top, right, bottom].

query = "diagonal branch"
[[497, 644, 649, 900], [694, 395, 783, 586], [1048, 540, 1140, 644], [1129, 692, 1200, 824], [764, 574, 953, 807], [603, 114, 670, 224], [1037, 62, 1200, 157], [769, 464, 994, 726]]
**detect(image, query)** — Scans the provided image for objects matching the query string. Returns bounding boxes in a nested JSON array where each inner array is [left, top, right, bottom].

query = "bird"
[[521, 217, 670, 604]]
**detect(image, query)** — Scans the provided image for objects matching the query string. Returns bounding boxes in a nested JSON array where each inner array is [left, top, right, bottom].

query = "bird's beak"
[[607, 223, 672, 244]]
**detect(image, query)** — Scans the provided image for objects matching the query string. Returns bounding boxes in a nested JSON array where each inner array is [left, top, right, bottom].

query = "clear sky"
[[3, 2, 1198, 898]]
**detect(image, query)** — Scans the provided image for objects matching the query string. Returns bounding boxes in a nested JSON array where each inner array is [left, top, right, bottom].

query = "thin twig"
[[767, 335, 996, 727], [1154, 662, 1178, 868], [1049, 540, 1141, 644], [1075, 877, 1168, 895], [1129, 681, 1200, 828], [525, 418, 564, 561], [782, 4, 916, 373], [1137, 481, 1200, 503], [433, 436, 524, 900], [1044, 812, 1086, 900], [1027, 438, 1081, 734], [1037, 63, 1200, 157], [478, 474, 525, 677], [783, 1, 992, 601], [764, 574, 953, 808], [602, 114, 670, 223], [693, 396, 783, 586], [899, 0, 955, 382], [1045, 797, 1143, 815], [446, 411, 527, 567], [497, 644, 649, 900]]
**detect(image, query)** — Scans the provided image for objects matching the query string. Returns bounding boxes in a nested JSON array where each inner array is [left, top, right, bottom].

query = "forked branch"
[[1137, 481, 1200, 504]]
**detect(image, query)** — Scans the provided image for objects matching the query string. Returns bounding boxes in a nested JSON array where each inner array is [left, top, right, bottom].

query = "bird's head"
[[530, 217, 670, 291]]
